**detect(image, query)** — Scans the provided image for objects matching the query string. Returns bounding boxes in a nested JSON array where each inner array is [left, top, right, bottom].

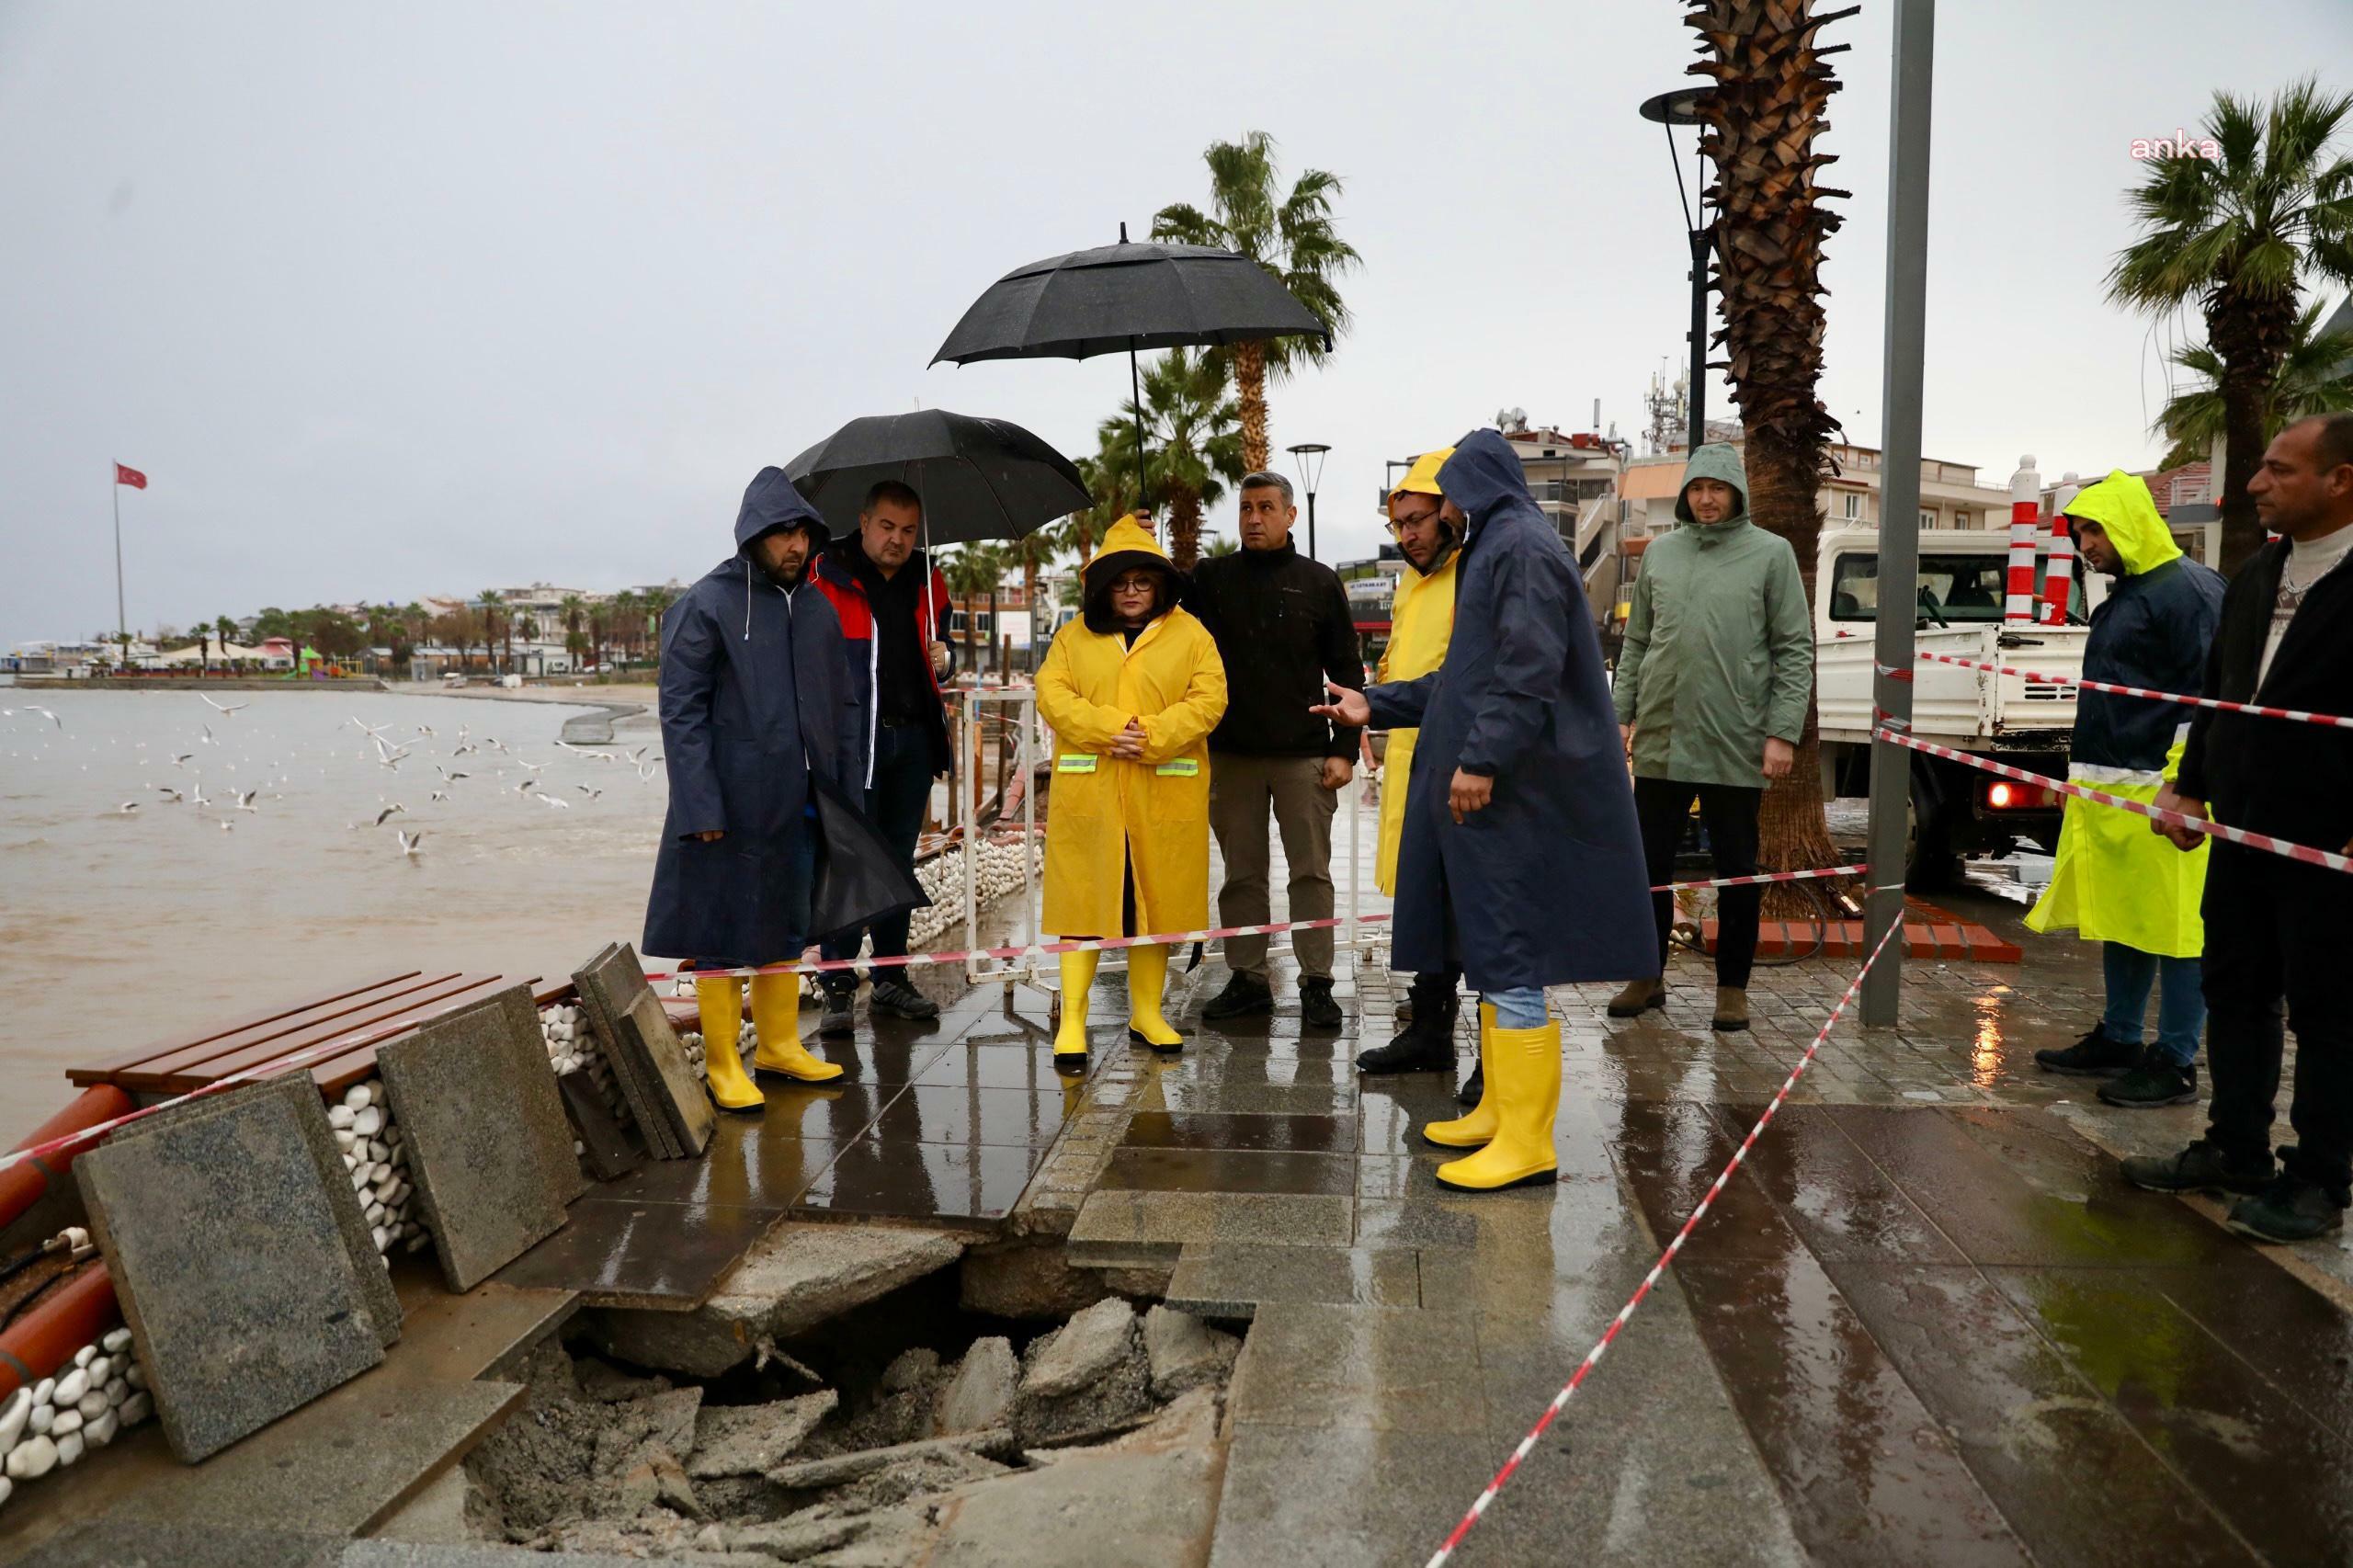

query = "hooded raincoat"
[[642, 469, 864, 967], [1364, 430, 1655, 992], [1037, 518, 1229, 937], [2026, 471, 2224, 957], [1374, 448, 1461, 897], [1612, 444, 1813, 788]]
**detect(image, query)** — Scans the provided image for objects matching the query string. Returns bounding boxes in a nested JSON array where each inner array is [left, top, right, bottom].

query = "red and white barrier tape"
[[1875, 728, 2353, 874], [1886, 653, 2353, 731], [2, 861, 1871, 1177], [1425, 907, 1907, 1567]]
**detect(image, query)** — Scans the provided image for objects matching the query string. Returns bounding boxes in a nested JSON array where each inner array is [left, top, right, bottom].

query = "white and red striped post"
[[2040, 470, 2080, 625], [2004, 454, 2040, 622]]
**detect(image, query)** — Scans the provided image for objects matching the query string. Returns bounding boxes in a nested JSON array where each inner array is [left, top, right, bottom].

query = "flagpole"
[[113, 463, 128, 667]]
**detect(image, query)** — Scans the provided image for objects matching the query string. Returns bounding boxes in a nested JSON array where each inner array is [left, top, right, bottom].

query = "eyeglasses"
[[1387, 510, 1440, 536], [1110, 574, 1158, 593]]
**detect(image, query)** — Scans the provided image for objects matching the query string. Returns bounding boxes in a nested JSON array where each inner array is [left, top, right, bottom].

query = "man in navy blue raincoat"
[[1316, 429, 1654, 1191], [644, 468, 866, 1108]]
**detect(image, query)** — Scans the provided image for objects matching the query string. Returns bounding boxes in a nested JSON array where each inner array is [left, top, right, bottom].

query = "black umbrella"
[[784, 409, 1090, 547], [930, 223, 1327, 490]]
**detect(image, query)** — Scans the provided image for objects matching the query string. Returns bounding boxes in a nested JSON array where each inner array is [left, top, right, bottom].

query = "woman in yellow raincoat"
[[1036, 517, 1228, 1071], [2026, 470, 2225, 1106]]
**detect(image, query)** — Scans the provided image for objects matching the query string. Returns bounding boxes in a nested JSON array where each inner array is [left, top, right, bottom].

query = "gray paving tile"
[[1065, 1190, 1352, 1267], [1165, 1243, 1422, 1320], [1228, 1301, 1483, 1434]]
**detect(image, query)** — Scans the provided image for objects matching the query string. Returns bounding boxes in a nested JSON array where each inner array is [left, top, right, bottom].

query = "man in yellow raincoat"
[[1355, 449, 1468, 1082], [1035, 517, 1229, 1071], [2028, 470, 2224, 1107]]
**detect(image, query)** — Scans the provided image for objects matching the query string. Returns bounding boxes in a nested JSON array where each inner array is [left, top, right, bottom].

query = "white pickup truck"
[[1813, 526, 2108, 885]]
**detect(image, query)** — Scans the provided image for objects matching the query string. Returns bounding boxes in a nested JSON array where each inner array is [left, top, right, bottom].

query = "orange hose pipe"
[[0, 1085, 133, 1233], [0, 1264, 119, 1399]]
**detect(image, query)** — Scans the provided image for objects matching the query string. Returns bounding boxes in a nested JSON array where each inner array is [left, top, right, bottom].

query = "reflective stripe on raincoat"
[[2026, 471, 2219, 959], [1036, 518, 1229, 937], [1374, 551, 1458, 897]]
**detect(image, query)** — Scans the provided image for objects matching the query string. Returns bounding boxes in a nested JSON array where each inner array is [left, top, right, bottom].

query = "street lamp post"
[[1638, 87, 1713, 453], [1287, 442, 1331, 560]]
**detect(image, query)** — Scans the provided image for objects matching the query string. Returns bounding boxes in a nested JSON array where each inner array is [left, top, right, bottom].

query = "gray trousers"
[[1210, 753, 1339, 982]]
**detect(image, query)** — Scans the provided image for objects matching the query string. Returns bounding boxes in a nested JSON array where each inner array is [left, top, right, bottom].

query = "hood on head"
[[1674, 443, 1750, 528], [2063, 469, 2179, 575], [735, 466, 831, 555], [1389, 446, 1461, 575], [1082, 515, 1183, 628], [1432, 428, 1540, 527]]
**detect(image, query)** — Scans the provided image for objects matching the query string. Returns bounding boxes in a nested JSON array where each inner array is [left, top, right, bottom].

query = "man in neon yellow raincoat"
[[1035, 517, 1228, 1071], [1355, 448, 1467, 1082], [2028, 471, 2224, 1106]]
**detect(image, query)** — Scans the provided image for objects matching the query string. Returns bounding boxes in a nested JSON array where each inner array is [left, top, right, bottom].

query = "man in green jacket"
[[1610, 443, 1813, 1030]]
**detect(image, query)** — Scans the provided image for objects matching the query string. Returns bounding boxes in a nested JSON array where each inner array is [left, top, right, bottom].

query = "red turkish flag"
[[115, 462, 147, 489]]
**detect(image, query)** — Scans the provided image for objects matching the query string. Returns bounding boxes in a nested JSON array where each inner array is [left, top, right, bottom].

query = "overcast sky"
[[3, 1, 2347, 646]]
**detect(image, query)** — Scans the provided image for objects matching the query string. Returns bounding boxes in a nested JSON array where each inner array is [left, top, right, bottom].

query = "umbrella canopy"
[[784, 409, 1088, 547], [931, 237, 1327, 365]]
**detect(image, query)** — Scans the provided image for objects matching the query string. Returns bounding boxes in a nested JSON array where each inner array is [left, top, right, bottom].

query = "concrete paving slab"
[[1165, 1242, 1420, 1319], [1065, 1190, 1353, 1267], [380, 994, 574, 1291], [11, 1519, 347, 1567], [442, 983, 590, 1202], [1228, 1301, 1483, 1435], [76, 1085, 387, 1461]]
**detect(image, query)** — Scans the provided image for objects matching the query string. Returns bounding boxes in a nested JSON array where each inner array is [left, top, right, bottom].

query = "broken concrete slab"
[[926, 1389, 1225, 1568], [767, 1429, 1018, 1491], [684, 1390, 838, 1478], [588, 1221, 968, 1378], [443, 983, 591, 1203], [379, 994, 574, 1291], [934, 1337, 1017, 1437], [76, 1085, 388, 1461], [1020, 1297, 1137, 1399], [573, 943, 713, 1158], [558, 1072, 638, 1182], [1142, 1305, 1239, 1400], [269, 1073, 404, 1348], [572, 944, 680, 1158]]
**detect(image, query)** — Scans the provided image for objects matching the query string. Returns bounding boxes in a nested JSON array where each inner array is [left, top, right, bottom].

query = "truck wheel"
[[1904, 787, 1961, 892]]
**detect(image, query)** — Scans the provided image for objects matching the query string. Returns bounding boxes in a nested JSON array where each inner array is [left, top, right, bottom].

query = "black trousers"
[[1632, 776, 1764, 990], [2200, 842, 2353, 1204]]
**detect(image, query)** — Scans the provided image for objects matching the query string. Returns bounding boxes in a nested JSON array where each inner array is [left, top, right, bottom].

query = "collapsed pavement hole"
[[460, 1265, 1244, 1561]]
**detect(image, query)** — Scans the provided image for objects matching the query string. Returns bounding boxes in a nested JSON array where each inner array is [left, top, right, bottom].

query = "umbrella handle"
[[923, 515, 937, 673]]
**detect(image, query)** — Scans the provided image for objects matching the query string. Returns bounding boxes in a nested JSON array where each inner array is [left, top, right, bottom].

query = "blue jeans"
[[821, 719, 933, 982], [1485, 986, 1550, 1030], [2102, 941, 2204, 1067]]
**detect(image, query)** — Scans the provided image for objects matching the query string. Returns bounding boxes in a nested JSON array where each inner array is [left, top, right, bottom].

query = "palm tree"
[[1001, 528, 1060, 674], [1688, 0, 1854, 903], [560, 595, 585, 672], [941, 545, 1006, 676], [611, 590, 642, 668], [1152, 131, 1360, 472], [1101, 347, 1245, 570], [2109, 79, 2353, 574], [2155, 298, 2353, 469]]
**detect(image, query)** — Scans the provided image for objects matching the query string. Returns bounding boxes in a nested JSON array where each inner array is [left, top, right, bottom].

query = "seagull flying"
[[429, 789, 449, 801], [155, 786, 184, 802], [396, 829, 425, 858], [234, 789, 260, 812], [27, 707, 62, 729], [374, 804, 405, 826], [576, 784, 601, 799], [513, 779, 536, 795], [350, 717, 392, 738], [199, 694, 248, 715], [170, 753, 194, 767], [434, 765, 468, 782], [117, 801, 139, 813], [535, 792, 570, 809]]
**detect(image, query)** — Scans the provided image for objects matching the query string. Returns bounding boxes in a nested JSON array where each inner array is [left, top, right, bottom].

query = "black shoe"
[[870, 977, 940, 1021], [1457, 1061, 1483, 1108], [1356, 1005, 1456, 1074], [817, 985, 857, 1038], [2034, 1025, 2140, 1078], [2097, 1049, 2199, 1108], [2226, 1175, 2347, 1244], [1202, 971, 1274, 1020], [1300, 978, 1343, 1031], [2120, 1139, 2275, 1196]]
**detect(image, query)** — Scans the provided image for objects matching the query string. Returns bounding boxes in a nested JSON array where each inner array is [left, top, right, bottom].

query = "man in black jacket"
[[2125, 413, 2353, 1243], [1188, 473, 1365, 1028]]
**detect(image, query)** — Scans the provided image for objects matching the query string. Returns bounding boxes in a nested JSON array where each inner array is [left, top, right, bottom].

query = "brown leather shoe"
[[1712, 986, 1751, 1032], [1607, 978, 1665, 1017]]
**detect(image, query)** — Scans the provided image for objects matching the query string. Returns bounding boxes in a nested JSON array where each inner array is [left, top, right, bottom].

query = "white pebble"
[[84, 1409, 118, 1448], [389, 1146, 408, 1170], [120, 1392, 151, 1426], [51, 1369, 86, 1407], [71, 1346, 94, 1369], [63, 1227, 88, 1249], [0, 1473, 10, 1508], [364, 1200, 387, 1225], [370, 1225, 390, 1252], [574, 1140, 585, 1156], [49, 1408, 81, 1437], [405, 1232, 431, 1252], [334, 1129, 358, 1151], [329, 1105, 355, 1130], [342, 1084, 371, 1110], [6, 1435, 58, 1480], [52, 1431, 82, 1467], [367, 1139, 389, 1163], [29, 1380, 51, 1408], [102, 1379, 126, 1407], [28, 1406, 51, 1437], [75, 1391, 108, 1420], [0, 1390, 26, 1450], [125, 1366, 145, 1391], [82, 1355, 108, 1385], [352, 1106, 383, 1137]]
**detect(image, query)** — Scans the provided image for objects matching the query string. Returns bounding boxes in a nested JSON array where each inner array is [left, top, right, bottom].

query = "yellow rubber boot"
[[1436, 1019, 1562, 1192], [1421, 1005, 1499, 1149], [1126, 944, 1183, 1053], [695, 977, 765, 1112], [1054, 949, 1098, 1072], [750, 971, 843, 1083]]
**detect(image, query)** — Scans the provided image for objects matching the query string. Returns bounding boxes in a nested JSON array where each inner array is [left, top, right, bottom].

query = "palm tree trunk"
[[1234, 339, 1270, 472], [1745, 421, 1840, 916], [1166, 483, 1204, 572], [2209, 284, 2299, 575]]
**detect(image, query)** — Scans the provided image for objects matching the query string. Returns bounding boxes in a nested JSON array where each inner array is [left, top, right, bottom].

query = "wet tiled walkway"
[[1044, 881, 2353, 1566]]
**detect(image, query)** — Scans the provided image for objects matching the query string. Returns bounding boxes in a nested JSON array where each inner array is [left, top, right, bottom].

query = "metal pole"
[[1862, 0, 1936, 1028], [1305, 489, 1318, 562], [1687, 227, 1710, 451], [1129, 338, 1146, 506], [112, 471, 127, 665]]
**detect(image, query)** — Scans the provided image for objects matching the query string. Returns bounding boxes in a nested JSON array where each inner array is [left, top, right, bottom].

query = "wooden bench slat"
[[76, 971, 423, 1078], [301, 976, 547, 1096], [108, 972, 481, 1093]]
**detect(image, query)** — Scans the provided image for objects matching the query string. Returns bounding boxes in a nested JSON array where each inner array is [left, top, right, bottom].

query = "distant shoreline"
[[6, 676, 391, 692]]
